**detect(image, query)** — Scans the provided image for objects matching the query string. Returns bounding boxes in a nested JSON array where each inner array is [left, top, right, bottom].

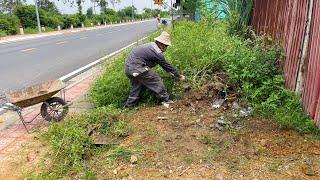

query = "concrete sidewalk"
[[0, 64, 100, 156], [0, 19, 154, 44]]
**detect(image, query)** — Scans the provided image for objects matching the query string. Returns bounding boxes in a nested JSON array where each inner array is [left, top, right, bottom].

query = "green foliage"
[[38, 0, 60, 14], [203, 0, 254, 38], [23, 27, 39, 34], [165, 21, 233, 85], [14, 5, 62, 29], [90, 20, 319, 135], [39, 106, 130, 177], [62, 14, 81, 28], [14, 5, 38, 28], [87, 7, 94, 19], [0, 30, 7, 37], [107, 146, 132, 161], [167, 21, 319, 135], [142, 8, 161, 18], [99, 0, 107, 14], [91, 53, 131, 108], [24, 27, 54, 34], [117, 6, 137, 19], [0, 0, 25, 14], [0, 4, 165, 37], [104, 8, 116, 16], [0, 14, 20, 35], [181, 0, 202, 16]]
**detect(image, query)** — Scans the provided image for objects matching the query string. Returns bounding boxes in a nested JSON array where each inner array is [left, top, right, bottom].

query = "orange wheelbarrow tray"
[[1, 80, 72, 133]]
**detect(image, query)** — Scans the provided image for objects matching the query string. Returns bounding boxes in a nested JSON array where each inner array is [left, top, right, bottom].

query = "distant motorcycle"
[[161, 20, 167, 25]]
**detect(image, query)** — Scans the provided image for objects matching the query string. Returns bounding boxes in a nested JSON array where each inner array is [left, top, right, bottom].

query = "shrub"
[[24, 27, 40, 34], [14, 5, 62, 29], [14, 5, 38, 28], [0, 14, 20, 35], [168, 21, 319, 135], [45, 14, 63, 28], [0, 30, 6, 37], [62, 15, 80, 29]]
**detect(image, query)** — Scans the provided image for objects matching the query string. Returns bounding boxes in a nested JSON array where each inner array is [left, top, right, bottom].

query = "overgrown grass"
[[91, 20, 320, 136], [0, 30, 6, 37], [24, 27, 55, 34], [168, 21, 319, 136], [35, 106, 131, 178], [90, 33, 185, 108], [39, 19, 320, 179], [91, 52, 131, 108]]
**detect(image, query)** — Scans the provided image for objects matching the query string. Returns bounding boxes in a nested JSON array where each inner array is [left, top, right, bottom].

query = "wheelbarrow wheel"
[[40, 97, 68, 121]]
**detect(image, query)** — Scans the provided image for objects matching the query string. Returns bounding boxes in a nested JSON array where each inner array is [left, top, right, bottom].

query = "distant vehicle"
[[161, 20, 167, 25]]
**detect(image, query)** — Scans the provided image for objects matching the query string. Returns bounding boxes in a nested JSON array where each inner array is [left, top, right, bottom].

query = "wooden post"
[[295, 0, 314, 95]]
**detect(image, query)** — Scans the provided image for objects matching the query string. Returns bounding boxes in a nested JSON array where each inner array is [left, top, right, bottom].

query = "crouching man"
[[124, 31, 185, 108]]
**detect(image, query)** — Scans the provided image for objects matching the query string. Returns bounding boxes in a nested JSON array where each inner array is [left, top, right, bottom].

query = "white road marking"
[[56, 41, 68, 45], [21, 48, 36, 52], [79, 37, 88, 40]]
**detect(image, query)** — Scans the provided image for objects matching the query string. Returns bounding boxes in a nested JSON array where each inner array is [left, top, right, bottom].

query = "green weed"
[[38, 106, 130, 178], [91, 20, 320, 136]]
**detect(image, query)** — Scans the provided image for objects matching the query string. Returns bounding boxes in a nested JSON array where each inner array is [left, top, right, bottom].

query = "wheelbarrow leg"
[[17, 110, 30, 134]]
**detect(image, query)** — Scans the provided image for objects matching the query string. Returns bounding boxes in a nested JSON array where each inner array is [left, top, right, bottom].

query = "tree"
[[99, 0, 107, 14], [76, 0, 82, 15], [0, 0, 25, 14], [143, 8, 152, 14], [181, 0, 200, 16], [56, 0, 121, 13], [118, 6, 136, 19], [104, 8, 115, 15], [0, 14, 20, 35], [86, 7, 93, 18], [109, 0, 120, 9], [38, 0, 59, 14]]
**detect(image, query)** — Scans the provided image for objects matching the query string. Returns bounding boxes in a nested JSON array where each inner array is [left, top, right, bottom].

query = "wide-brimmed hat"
[[154, 31, 171, 46]]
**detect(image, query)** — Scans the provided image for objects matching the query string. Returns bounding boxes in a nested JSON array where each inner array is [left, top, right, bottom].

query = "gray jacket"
[[125, 42, 180, 77]]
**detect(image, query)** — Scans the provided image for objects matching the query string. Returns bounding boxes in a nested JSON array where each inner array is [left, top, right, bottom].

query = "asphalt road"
[[0, 20, 158, 93]]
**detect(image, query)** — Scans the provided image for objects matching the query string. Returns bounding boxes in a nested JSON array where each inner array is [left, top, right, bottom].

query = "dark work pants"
[[125, 70, 170, 107]]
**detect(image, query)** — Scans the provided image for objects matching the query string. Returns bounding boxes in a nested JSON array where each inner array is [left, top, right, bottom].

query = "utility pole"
[[34, 0, 41, 33], [132, 0, 134, 20], [93, 1, 96, 15], [171, 0, 174, 29]]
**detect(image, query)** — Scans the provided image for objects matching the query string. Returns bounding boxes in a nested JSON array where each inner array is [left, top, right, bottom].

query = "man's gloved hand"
[[179, 74, 186, 81]]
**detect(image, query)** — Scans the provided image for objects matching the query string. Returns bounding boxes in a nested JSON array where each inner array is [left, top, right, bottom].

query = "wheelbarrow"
[[0, 80, 72, 133]]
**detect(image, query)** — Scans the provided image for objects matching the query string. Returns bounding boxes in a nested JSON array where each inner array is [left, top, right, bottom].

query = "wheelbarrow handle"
[[1, 103, 21, 112]]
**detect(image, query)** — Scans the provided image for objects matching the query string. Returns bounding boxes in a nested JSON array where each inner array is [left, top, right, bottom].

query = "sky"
[[26, 0, 171, 14]]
